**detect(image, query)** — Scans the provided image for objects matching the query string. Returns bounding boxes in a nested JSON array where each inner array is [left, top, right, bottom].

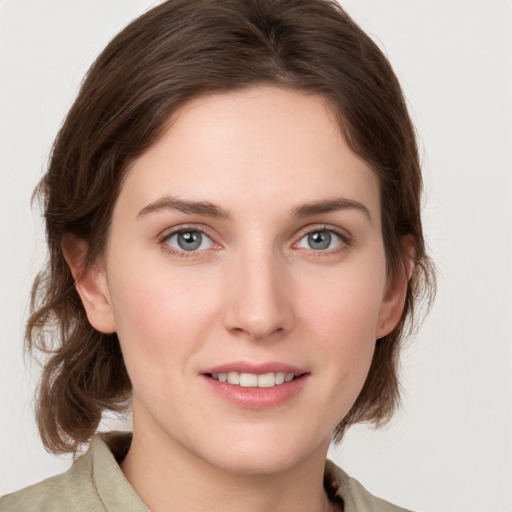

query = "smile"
[[203, 365, 309, 408], [209, 371, 296, 388]]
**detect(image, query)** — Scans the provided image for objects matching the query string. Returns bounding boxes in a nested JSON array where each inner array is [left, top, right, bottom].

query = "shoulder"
[[325, 460, 413, 512], [0, 450, 98, 512], [0, 432, 147, 512]]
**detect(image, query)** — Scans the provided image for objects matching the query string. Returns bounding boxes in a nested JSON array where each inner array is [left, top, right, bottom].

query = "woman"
[[0, 0, 435, 510]]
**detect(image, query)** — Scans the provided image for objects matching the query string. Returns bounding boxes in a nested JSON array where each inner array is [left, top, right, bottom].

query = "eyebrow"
[[138, 196, 231, 219], [291, 197, 372, 222], [138, 195, 371, 222]]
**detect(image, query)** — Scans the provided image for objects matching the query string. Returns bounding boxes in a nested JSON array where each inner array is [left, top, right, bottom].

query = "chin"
[[194, 425, 330, 476]]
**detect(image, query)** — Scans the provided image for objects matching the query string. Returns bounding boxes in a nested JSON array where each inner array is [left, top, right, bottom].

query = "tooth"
[[275, 372, 285, 385], [227, 372, 240, 385], [217, 371, 296, 387], [257, 372, 275, 388], [240, 373, 258, 387]]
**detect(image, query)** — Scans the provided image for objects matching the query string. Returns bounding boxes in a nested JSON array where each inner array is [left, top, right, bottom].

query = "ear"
[[375, 235, 415, 339], [62, 234, 117, 334]]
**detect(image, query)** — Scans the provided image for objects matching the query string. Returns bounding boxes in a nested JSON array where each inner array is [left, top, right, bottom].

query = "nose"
[[222, 247, 294, 341]]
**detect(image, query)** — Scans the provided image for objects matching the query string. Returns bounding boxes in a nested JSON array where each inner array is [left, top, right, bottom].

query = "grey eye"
[[177, 231, 202, 250], [308, 231, 331, 250], [166, 230, 213, 252], [298, 230, 343, 251]]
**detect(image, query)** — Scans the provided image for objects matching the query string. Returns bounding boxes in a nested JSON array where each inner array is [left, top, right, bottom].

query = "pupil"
[[178, 231, 202, 251], [308, 231, 331, 250]]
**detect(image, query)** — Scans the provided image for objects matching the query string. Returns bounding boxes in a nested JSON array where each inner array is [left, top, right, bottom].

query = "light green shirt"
[[0, 432, 411, 511]]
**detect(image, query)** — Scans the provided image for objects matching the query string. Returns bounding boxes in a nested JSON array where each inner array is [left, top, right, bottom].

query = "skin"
[[66, 86, 408, 512]]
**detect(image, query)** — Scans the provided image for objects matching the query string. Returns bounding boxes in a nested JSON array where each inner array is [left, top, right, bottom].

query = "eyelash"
[[294, 225, 352, 256], [159, 226, 216, 258], [158, 224, 352, 259]]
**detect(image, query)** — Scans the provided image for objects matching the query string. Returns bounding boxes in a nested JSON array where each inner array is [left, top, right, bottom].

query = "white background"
[[1, 1, 511, 511]]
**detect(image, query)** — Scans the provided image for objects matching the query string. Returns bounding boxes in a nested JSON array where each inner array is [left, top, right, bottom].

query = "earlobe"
[[375, 236, 415, 339], [61, 234, 117, 334]]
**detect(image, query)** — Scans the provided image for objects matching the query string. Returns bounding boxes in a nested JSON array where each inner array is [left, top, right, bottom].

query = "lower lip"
[[202, 374, 309, 409]]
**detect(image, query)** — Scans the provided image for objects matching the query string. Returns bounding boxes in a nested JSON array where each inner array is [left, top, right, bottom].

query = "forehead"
[[116, 86, 380, 222]]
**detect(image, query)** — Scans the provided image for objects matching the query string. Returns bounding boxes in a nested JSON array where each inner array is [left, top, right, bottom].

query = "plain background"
[[1, 1, 511, 511]]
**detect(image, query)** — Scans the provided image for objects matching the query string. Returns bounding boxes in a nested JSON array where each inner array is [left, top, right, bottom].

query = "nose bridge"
[[223, 242, 293, 340]]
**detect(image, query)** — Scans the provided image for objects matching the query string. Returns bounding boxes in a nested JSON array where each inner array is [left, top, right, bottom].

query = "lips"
[[201, 362, 308, 408]]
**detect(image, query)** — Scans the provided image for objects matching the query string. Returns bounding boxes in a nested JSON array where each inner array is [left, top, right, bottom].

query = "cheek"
[[107, 262, 221, 376], [295, 254, 386, 394], [298, 257, 386, 343]]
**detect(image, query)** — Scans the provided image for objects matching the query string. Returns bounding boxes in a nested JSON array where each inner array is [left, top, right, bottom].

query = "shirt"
[[0, 432, 411, 511]]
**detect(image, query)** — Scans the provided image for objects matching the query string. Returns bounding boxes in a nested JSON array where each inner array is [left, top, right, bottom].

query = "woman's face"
[[85, 86, 404, 474]]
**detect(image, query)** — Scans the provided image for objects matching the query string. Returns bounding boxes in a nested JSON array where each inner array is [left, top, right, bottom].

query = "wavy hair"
[[27, 0, 436, 454]]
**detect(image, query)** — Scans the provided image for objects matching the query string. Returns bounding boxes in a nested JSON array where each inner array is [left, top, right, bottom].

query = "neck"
[[120, 419, 338, 512]]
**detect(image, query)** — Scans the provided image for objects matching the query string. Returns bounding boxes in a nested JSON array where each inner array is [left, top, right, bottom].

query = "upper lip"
[[202, 361, 308, 375]]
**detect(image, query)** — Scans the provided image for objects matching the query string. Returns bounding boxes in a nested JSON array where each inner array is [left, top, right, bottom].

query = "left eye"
[[298, 230, 344, 251], [164, 230, 214, 252]]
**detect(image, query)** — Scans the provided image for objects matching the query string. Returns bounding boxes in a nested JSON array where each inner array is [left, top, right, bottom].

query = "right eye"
[[163, 229, 215, 253]]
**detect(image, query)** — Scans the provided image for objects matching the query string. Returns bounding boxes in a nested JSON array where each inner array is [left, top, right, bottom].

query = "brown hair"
[[27, 0, 435, 454]]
